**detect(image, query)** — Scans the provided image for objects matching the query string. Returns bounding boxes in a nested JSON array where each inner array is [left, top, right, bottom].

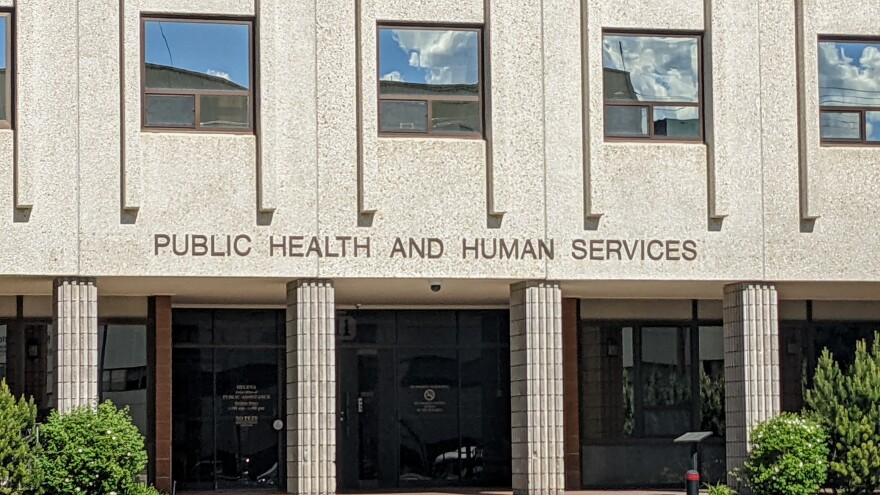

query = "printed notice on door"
[[410, 384, 448, 414], [222, 384, 271, 427]]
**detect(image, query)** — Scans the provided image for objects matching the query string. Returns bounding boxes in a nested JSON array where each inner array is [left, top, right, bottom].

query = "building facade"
[[1, 0, 879, 493]]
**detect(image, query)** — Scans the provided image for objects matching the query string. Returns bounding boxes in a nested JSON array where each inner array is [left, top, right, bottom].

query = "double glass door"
[[337, 310, 511, 489], [172, 310, 284, 491]]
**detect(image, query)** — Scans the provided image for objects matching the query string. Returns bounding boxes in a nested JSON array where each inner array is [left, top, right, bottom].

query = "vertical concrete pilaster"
[[510, 281, 564, 495], [286, 280, 336, 495], [52, 277, 98, 412], [724, 283, 781, 474]]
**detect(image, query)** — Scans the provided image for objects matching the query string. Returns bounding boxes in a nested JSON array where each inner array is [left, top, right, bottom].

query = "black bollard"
[[685, 469, 700, 495]]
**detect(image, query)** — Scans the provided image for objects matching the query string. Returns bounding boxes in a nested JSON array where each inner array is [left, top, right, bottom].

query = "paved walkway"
[[182, 491, 687, 495]]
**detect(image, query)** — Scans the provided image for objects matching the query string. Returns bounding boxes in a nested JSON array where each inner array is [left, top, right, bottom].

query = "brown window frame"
[[376, 23, 484, 139], [602, 30, 704, 143], [0, 12, 13, 130], [818, 36, 880, 146], [140, 16, 254, 134]]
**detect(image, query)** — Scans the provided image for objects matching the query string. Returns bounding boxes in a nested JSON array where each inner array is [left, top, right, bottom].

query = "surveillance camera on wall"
[[430, 281, 442, 292]]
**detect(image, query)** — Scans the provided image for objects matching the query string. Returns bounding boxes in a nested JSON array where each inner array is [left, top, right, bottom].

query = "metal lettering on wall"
[[153, 234, 699, 262]]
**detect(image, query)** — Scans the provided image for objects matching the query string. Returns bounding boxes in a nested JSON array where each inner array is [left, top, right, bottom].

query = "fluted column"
[[723, 283, 781, 473], [52, 277, 98, 412], [286, 280, 336, 495], [510, 281, 564, 495]]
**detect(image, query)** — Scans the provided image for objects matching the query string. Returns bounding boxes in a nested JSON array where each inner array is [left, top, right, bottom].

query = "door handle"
[[357, 397, 364, 413]]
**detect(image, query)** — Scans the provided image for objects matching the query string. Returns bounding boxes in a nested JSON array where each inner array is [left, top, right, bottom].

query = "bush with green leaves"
[[705, 481, 736, 495], [740, 413, 829, 495], [0, 380, 42, 494], [36, 401, 149, 495], [127, 483, 164, 495], [806, 332, 880, 495]]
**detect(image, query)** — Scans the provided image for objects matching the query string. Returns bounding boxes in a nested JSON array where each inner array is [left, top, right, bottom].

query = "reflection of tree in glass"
[[642, 364, 691, 406], [623, 367, 634, 437], [700, 366, 725, 436]]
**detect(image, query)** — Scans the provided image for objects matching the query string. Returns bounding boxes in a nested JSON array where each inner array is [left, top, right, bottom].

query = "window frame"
[[376, 23, 484, 139], [140, 16, 255, 134], [817, 36, 880, 146], [0, 11, 13, 130], [602, 30, 704, 143]]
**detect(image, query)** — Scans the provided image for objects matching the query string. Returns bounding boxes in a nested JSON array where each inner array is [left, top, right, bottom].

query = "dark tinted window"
[[213, 309, 281, 346], [0, 324, 6, 383]]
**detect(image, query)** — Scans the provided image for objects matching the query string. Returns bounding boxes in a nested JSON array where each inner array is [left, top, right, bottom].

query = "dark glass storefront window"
[[0, 324, 6, 383], [337, 310, 510, 490], [782, 320, 879, 412], [398, 347, 459, 482], [699, 326, 725, 436], [99, 324, 148, 436], [581, 321, 724, 487], [1, 322, 50, 417], [172, 310, 284, 491], [640, 326, 692, 437]]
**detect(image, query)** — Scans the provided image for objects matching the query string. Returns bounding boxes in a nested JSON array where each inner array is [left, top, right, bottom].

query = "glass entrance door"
[[337, 310, 511, 490], [338, 349, 384, 488], [172, 310, 284, 491]]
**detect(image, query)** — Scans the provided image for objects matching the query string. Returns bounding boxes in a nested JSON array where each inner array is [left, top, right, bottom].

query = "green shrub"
[[740, 413, 829, 495], [0, 380, 42, 494], [36, 401, 148, 495], [806, 332, 880, 495], [705, 481, 736, 495], [127, 483, 164, 495]]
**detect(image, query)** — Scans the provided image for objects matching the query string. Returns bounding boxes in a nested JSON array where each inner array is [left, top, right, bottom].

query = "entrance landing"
[[181, 491, 687, 495]]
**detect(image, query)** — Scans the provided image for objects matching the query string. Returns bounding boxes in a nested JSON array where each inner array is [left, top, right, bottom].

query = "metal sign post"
[[674, 431, 714, 495]]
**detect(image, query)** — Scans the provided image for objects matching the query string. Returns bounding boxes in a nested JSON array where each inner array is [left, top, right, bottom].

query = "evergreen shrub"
[[806, 332, 880, 495], [0, 380, 42, 494]]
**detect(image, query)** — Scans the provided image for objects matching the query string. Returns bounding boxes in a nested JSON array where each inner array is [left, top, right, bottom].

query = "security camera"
[[430, 281, 442, 293]]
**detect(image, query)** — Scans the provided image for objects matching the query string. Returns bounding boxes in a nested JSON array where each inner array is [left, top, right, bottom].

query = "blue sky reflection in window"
[[378, 28, 479, 93], [145, 20, 250, 91], [377, 27, 482, 136], [601, 34, 700, 139], [819, 40, 880, 142]]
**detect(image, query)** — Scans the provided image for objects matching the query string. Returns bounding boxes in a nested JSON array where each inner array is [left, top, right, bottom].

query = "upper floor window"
[[377, 25, 482, 138], [0, 13, 12, 129], [142, 18, 253, 132], [602, 32, 702, 142], [818, 38, 880, 145]]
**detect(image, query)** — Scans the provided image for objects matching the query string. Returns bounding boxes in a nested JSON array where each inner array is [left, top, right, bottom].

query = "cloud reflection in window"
[[379, 28, 479, 91], [602, 33, 701, 140], [377, 26, 482, 137], [602, 35, 699, 103], [818, 40, 880, 144], [819, 41, 880, 107]]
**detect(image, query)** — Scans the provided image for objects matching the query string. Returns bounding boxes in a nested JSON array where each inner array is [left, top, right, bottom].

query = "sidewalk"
[[182, 491, 687, 495]]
